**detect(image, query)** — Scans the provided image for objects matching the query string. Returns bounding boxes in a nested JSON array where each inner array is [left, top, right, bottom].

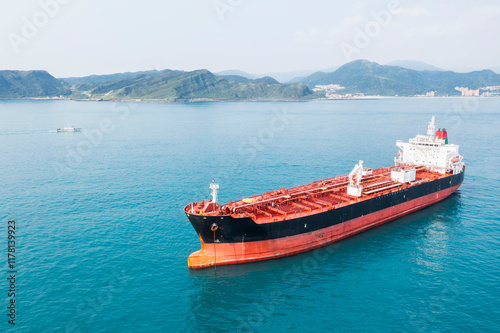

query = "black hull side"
[[186, 171, 464, 244]]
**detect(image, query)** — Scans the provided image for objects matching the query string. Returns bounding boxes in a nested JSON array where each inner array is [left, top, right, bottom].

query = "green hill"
[[219, 75, 252, 83], [300, 60, 500, 96], [66, 69, 314, 101], [0, 70, 70, 98], [62, 70, 158, 86], [3, 63, 498, 100]]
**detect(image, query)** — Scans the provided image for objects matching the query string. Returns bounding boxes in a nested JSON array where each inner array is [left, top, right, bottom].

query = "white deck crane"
[[347, 160, 365, 197]]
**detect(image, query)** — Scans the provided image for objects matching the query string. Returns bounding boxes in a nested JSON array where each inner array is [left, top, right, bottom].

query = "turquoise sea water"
[[0, 98, 499, 332]]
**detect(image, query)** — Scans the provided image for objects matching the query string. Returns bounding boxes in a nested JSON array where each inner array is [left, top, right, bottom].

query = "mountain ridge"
[[0, 70, 70, 98], [66, 69, 315, 101], [298, 60, 500, 96], [385, 60, 443, 72], [2, 61, 500, 100]]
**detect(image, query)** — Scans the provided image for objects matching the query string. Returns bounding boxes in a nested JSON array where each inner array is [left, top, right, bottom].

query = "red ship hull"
[[187, 182, 461, 269]]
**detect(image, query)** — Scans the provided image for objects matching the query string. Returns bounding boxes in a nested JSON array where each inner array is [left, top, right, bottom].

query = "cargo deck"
[[186, 165, 444, 223]]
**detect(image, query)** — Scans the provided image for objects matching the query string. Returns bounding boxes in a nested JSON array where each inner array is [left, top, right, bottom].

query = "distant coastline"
[[2, 60, 500, 101], [2, 95, 496, 105]]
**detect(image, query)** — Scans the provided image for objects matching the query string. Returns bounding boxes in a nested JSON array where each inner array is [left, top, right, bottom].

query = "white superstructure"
[[394, 116, 464, 175]]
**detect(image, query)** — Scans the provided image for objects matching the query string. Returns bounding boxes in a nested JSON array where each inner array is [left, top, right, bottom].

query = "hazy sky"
[[1, 0, 499, 77]]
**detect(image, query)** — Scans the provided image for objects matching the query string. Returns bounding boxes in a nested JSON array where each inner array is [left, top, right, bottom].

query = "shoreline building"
[[455, 86, 479, 97]]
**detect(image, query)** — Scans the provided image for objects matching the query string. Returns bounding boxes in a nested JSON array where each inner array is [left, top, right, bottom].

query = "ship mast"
[[426, 116, 436, 137], [210, 180, 219, 203]]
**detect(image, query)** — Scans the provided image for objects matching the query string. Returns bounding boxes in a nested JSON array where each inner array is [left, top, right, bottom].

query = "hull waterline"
[[187, 181, 462, 269]]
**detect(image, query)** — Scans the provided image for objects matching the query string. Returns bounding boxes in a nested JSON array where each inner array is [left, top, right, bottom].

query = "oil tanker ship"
[[184, 117, 464, 269]]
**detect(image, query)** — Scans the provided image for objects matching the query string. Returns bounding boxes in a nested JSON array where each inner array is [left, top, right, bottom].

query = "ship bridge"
[[395, 116, 463, 175]]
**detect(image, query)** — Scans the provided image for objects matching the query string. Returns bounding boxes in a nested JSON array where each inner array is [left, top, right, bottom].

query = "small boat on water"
[[57, 125, 81, 132]]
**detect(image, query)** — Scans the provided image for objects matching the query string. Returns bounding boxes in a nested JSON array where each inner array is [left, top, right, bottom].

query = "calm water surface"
[[0, 98, 499, 332]]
